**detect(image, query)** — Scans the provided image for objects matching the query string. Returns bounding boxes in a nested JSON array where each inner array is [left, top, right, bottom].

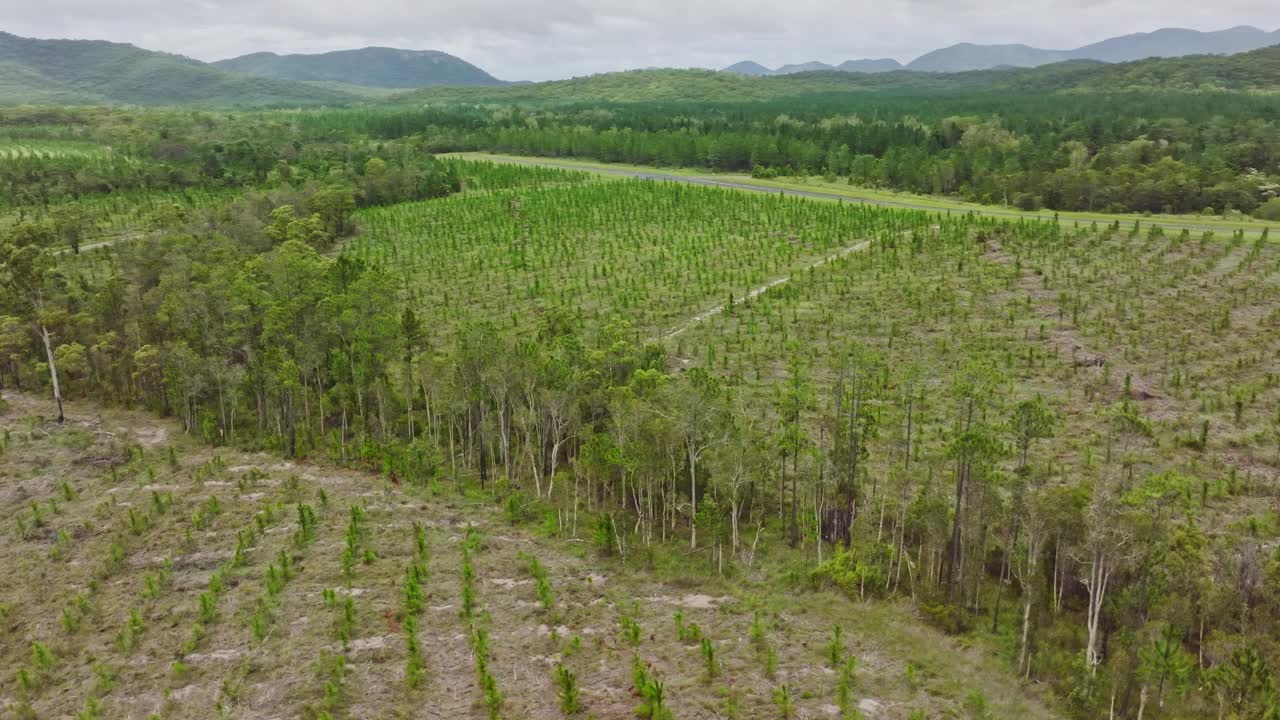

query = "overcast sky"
[[2, 0, 1277, 81]]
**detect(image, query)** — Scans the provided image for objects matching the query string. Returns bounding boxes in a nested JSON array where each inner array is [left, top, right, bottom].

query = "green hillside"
[[0, 31, 355, 107], [396, 47, 1280, 105], [214, 47, 505, 89], [397, 68, 796, 103], [0, 30, 1275, 109], [394, 66, 989, 103], [1046, 44, 1280, 91]]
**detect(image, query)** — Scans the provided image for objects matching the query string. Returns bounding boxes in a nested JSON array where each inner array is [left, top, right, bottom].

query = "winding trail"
[[663, 239, 871, 340], [54, 230, 146, 256]]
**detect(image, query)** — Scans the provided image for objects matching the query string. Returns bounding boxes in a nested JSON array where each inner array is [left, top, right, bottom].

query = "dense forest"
[[407, 91, 1280, 216], [5, 80, 1278, 221]]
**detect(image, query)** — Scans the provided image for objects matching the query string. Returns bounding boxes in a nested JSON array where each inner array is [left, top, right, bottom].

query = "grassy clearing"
[[454, 152, 1277, 237]]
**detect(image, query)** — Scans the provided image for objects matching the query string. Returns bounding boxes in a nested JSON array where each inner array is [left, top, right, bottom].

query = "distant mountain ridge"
[[0, 31, 352, 106], [907, 43, 1066, 72], [726, 25, 1280, 75], [404, 45, 1280, 104], [1, 26, 1277, 108], [838, 59, 905, 73], [726, 58, 903, 76], [214, 47, 505, 88], [1068, 25, 1280, 63]]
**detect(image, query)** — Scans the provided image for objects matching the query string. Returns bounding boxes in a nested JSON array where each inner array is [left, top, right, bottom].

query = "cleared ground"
[[0, 392, 1059, 720]]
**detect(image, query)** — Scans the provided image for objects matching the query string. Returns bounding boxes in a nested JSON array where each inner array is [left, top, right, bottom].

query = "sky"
[[2, 0, 1277, 81]]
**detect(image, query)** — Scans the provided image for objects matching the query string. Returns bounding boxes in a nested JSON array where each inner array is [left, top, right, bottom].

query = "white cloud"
[[2, 0, 1276, 80]]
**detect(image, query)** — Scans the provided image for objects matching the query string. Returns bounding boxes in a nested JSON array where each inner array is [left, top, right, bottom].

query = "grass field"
[[452, 153, 1278, 237]]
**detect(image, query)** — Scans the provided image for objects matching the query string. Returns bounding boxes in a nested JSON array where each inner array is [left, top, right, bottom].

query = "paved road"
[[475, 155, 1271, 237]]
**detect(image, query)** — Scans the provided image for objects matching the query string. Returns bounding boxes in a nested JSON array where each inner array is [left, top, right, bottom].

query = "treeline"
[[0, 108, 459, 211], [300, 91, 1280, 216], [467, 124, 1274, 215], [6, 90, 1280, 217]]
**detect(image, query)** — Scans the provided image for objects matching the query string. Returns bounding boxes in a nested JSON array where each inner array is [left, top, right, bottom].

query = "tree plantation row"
[[350, 180, 927, 338], [2, 145, 1279, 720]]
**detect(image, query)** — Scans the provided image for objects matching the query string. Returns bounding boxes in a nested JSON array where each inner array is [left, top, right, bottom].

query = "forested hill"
[[1021, 44, 1280, 91], [214, 47, 506, 88], [0, 29, 1276, 107], [0, 32, 356, 106], [395, 46, 1280, 104], [393, 66, 1021, 104]]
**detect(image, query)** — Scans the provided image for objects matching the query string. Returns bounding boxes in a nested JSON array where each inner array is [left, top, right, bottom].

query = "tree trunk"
[[790, 449, 800, 548], [946, 458, 965, 597], [40, 324, 64, 423], [945, 397, 974, 599], [689, 445, 698, 549], [1019, 594, 1033, 675], [993, 524, 1019, 632], [1084, 550, 1111, 676], [849, 372, 860, 513], [405, 360, 415, 441]]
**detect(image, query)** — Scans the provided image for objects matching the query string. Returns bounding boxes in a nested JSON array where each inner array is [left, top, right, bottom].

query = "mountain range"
[[726, 25, 1280, 75], [0, 32, 510, 106], [399, 45, 1280, 103], [213, 47, 504, 88], [0, 25, 1277, 108], [725, 58, 905, 75], [0, 31, 354, 106]]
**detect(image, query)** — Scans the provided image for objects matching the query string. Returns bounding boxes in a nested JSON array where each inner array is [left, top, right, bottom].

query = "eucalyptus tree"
[[710, 410, 769, 556], [667, 367, 731, 549], [1078, 477, 1136, 678], [831, 344, 883, 524], [942, 361, 1005, 599], [454, 321, 504, 486], [0, 223, 66, 421], [400, 307, 424, 441], [776, 350, 816, 548]]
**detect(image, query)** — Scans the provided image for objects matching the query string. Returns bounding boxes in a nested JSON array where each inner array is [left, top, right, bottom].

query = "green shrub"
[[554, 663, 580, 715], [919, 601, 973, 635], [810, 545, 887, 600], [1254, 197, 1280, 221]]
